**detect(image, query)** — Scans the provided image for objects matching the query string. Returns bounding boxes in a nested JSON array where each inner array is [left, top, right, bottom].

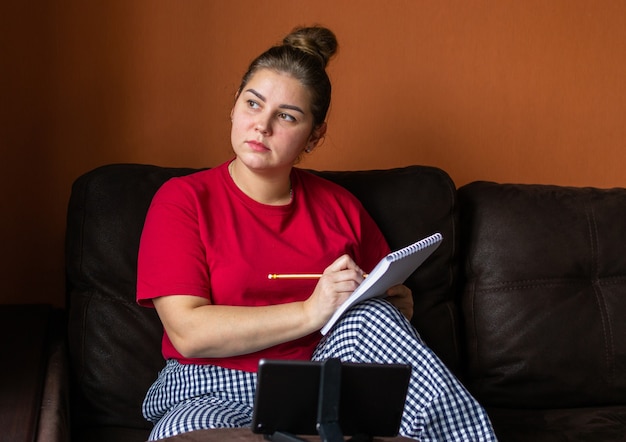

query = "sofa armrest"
[[37, 309, 71, 442], [0, 305, 69, 442]]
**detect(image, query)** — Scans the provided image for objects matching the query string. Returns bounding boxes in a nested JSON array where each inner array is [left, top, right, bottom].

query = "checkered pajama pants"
[[143, 298, 496, 441]]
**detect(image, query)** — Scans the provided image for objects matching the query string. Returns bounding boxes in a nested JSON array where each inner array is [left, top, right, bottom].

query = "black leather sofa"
[[54, 163, 626, 441]]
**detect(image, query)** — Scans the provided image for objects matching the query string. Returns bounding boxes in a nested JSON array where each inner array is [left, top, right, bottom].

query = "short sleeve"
[[136, 179, 211, 307]]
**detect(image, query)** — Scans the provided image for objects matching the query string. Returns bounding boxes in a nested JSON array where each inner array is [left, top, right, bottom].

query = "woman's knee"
[[313, 298, 421, 361], [342, 298, 416, 336]]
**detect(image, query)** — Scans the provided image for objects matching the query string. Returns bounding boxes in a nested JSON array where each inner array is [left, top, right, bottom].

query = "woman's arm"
[[153, 254, 366, 358]]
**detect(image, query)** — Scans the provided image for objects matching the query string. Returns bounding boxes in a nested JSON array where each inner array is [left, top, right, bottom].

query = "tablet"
[[251, 359, 411, 438]]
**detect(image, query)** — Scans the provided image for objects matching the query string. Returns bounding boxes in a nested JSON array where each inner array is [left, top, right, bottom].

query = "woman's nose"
[[255, 116, 272, 135]]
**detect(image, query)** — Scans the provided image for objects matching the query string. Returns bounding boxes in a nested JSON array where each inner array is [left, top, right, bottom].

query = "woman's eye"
[[278, 113, 296, 122], [246, 100, 260, 109]]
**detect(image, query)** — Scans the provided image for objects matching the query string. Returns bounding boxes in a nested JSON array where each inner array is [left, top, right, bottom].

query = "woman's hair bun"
[[283, 26, 338, 68]]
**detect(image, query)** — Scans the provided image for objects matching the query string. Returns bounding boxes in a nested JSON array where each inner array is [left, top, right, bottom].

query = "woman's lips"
[[246, 140, 269, 152]]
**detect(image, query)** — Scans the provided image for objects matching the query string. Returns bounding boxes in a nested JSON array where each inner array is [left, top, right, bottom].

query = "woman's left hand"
[[385, 284, 413, 321]]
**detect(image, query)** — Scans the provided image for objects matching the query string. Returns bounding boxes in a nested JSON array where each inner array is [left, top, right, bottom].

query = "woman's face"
[[230, 68, 325, 174]]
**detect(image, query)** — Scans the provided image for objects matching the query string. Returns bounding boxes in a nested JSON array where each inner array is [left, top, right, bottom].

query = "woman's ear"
[[230, 89, 242, 121], [306, 123, 327, 152]]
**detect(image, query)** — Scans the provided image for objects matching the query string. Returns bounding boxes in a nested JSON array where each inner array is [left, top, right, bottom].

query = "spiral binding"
[[388, 232, 443, 262]]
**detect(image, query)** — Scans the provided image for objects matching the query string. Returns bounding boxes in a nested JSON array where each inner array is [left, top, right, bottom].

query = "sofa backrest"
[[458, 181, 626, 409], [65, 163, 460, 430]]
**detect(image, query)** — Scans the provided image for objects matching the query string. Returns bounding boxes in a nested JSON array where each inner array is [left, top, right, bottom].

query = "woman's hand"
[[304, 254, 366, 329], [385, 284, 413, 321]]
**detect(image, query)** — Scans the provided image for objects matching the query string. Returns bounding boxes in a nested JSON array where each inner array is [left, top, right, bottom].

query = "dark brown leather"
[[0, 305, 52, 442], [66, 165, 198, 436], [458, 181, 626, 410], [486, 406, 626, 442], [63, 165, 626, 440], [37, 309, 71, 442], [65, 164, 459, 440]]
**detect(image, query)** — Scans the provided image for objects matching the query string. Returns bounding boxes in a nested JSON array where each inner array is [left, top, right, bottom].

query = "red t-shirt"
[[137, 160, 389, 372]]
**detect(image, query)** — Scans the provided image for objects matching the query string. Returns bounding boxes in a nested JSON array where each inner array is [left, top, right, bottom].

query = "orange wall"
[[2, 1, 626, 306]]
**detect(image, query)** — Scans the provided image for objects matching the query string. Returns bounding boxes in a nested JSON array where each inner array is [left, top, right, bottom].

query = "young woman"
[[137, 26, 495, 441]]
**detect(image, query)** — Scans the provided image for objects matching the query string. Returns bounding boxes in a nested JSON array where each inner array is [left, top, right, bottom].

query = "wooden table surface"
[[158, 428, 415, 441]]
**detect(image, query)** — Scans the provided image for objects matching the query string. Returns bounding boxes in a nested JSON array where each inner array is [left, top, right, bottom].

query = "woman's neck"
[[228, 159, 292, 205]]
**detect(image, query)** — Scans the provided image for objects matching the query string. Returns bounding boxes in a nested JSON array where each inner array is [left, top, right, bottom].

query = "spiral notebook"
[[321, 232, 443, 335]]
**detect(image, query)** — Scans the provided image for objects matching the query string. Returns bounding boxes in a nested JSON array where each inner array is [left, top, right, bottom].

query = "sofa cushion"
[[458, 181, 626, 409], [486, 405, 626, 442], [65, 164, 198, 433], [65, 163, 459, 433]]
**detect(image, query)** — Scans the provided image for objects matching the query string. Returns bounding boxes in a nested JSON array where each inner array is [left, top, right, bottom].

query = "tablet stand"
[[317, 359, 374, 441], [316, 358, 344, 442], [267, 358, 373, 442]]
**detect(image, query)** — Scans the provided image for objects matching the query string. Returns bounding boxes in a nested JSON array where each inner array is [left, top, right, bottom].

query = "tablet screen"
[[251, 359, 411, 438]]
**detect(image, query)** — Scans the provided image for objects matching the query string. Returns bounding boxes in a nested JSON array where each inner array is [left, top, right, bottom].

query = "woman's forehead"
[[243, 69, 313, 110]]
